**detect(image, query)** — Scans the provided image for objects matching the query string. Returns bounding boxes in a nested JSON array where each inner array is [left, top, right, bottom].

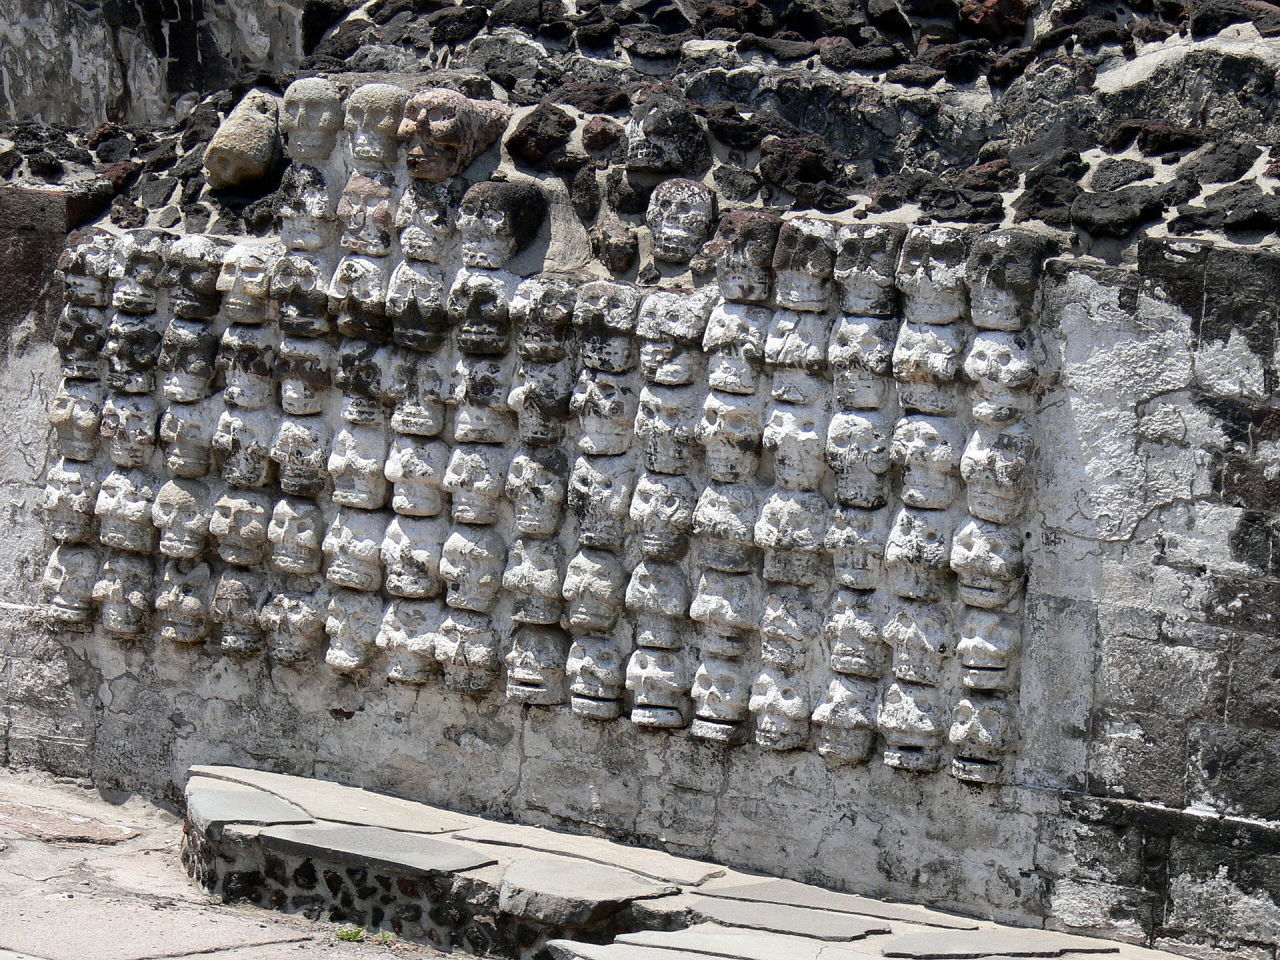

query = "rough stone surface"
[[498, 856, 677, 928]]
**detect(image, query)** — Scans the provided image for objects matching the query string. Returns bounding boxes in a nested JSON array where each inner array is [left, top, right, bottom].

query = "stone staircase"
[[182, 767, 1185, 960]]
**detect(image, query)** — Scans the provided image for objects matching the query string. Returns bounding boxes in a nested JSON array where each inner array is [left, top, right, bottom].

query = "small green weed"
[[336, 924, 367, 942]]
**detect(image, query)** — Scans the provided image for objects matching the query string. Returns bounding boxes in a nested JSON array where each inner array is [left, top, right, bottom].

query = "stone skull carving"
[[966, 228, 1054, 331], [755, 490, 829, 586], [637, 289, 711, 386], [627, 646, 691, 729], [213, 406, 275, 489], [43, 545, 98, 628], [566, 634, 626, 720], [334, 339, 393, 424], [209, 488, 272, 567], [568, 455, 634, 551], [345, 82, 409, 166], [772, 218, 835, 313], [834, 223, 906, 317], [382, 514, 447, 599], [958, 608, 1021, 691], [388, 352, 447, 437], [396, 180, 459, 263], [646, 178, 715, 263], [950, 694, 1016, 783], [397, 88, 510, 183], [878, 680, 943, 772], [891, 321, 965, 415], [883, 600, 950, 687], [94, 469, 156, 554], [508, 359, 573, 447], [58, 229, 114, 308], [377, 598, 443, 684], [384, 435, 448, 517], [693, 481, 759, 573], [561, 547, 626, 634], [884, 507, 952, 602], [323, 508, 385, 592], [503, 535, 565, 625], [218, 323, 277, 410], [690, 656, 749, 743], [162, 234, 231, 320], [766, 310, 831, 405], [443, 444, 509, 525], [961, 421, 1033, 524], [159, 318, 218, 403], [329, 422, 390, 510], [635, 385, 696, 475], [270, 416, 333, 498], [703, 302, 769, 395], [758, 586, 822, 668], [624, 89, 709, 175], [828, 315, 898, 410], [109, 229, 170, 315], [625, 560, 690, 646], [56, 309, 107, 380], [506, 448, 568, 537], [511, 274, 577, 363], [93, 552, 154, 640], [202, 89, 279, 189], [440, 526, 505, 612], [338, 168, 395, 258], [279, 164, 336, 253], [51, 380, 103, 462], [453, 356, 514, 445], [216, 239, 281, 325], [573, 280, 641, 373], [100, 392, 159, 469], [387, 260, 448, 353], [324, 587, 383, 675], [825, 505, 888, 591], [763, 403, 827, 492], [630, 472, 697, 562], [155, 560, 212, 645], [812, 676, 878, 766], [152, 478, 209, 560], [506, 623, 569, 706], [266, 497, 325, 576], [690, 569, 758, 652], [708, 210, 782, 304], [103, 312, 162, 394], [749, 666, 811, 751], [826, 410, 893, 508], [890, 415, 964, 510], [963, 330, 1038, 424], [457, 180, 546, 269], [571, 370, 636, 457], [448, 268, 511, 355], [260, 590, 326, 664], [158, 399, 216, 479], [270, 248, 332, 338], [434, 609, 501, 694], [282, 76, 342, 162], [695, 390, 763, 484], [329, 255, 389, 341], [896, 224, 970, 325], [950, 519, 1026, 609], [824, 588, 886, 678], [277, 337, 335, 417]]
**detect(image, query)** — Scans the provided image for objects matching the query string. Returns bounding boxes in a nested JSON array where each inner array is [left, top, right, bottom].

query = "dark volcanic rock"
[[1106, 121, 1212, 156], [713, 164, 762, 202], [1071, 183, 1169, 236], [1171, 182, 1280, 234], [507, 104, 576, 168], [1091, 158, 1154, 191], [550, 81, 629, 114], [1181, 142, 1264, 184], [592, 220, 637, 272]]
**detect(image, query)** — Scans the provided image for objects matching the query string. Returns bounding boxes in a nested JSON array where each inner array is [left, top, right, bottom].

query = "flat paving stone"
[[455, 821, 725, 886], [620, 922, 885, 960], [882, 930, 1119, 958], [549, 942, 707, 960], [0, 800, 139, 845], [700, 879, 980, 930], [259, 823, 497, 877], [0, 894, 311, 960], [680, 894, 893, 941], [499, 856, 678, 928], [185, 777, 313, 836], [189, 765, 479, 834]]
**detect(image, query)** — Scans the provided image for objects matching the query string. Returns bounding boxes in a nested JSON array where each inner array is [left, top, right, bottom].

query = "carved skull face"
[[896, 225, 969, 325], [506, 624, 569, 705], [447, 269, 510, 355], [690, 656, 749, 740], [574, 280, 642, 336], [270, 416, 332, 498], [338, 169, 395, 257], [503, 536, 564, 624], [260, 591, 326, 664], [511, 274, 576, 363], [829, 315, 897, 409], [378, 598, 441, 684], [270, 251, 331, 337], [834, 223, 905, 317], [883, 600, 949, 687], [950, 519, 1026, 609], [627, 647, 691, 728], [384, 435, 447, 517], [329, 423, 390, 510], [267, 497, 324, 576], [443, 444, 508, 525], [772, 218, 835, 312], [382, 515, 446, 599], [457, 180, 546, 269], [213, 407, 274, 489], [704, 303, 768, 395], [710, 210, 782, 303], [506, 448, 568, 537], [961, 422, 1032, 524], [629, 472, 696, 561], [209, 489, 272, 566], [324, 587, 383, 673], [109, 229, 170, 314], [958, 608, 1020, 690], [386, 260, 447, 352], [277, 337, 334, 416], [93, 552, 153, 639], [55, 304, 107, 380], [155, 560, 212, 644], [58, 231, 114, 307], [635, 385, 695, 475], [878, 680, 943, 771], [322, 509, 385, 592], [43, 544, 99, 627], [568, 455, 634, 551], [51, 380, 102, 462], [159, 400, 215, 479], [440, 526, 505, 612], [891, 321, 964, 415], [216, 241, 280, 324], [763, 403, 826, 491], [566, 634, 625, 719], [695, 391, 762, 483], [690, 568, 759, 644], [94, 470, 156, 553], [218, 324, 276, 410], [571, 371, 636, 458], [44, 458, 99, 544], [279, 164, 336, 252], [890, 415, 963, 510], [158, 318, 217, 403], [963, 331, 1037, 423], [884, 507, 951, 601], [693, 482, 758, 573], [163, 235, 231, 319], [625, 559, 690, 630], [395, 180, 457, 262], [334, 339, 392, 424], [646, 178, 715, 263], [624, 90, 708, 174], [345, 83, 409, 165], [825, 506, 887, 591], [282, 76, 342, 162], [561, 548, 626, 634], [824, 588, 885, 678], [826, 410, 892, 508], [950, 694, 1015, 783], [508, 360, 573, 446], [637, 289, 710, 385], [765, 309, 830, 380], [757, 586, 821, 669], [965, 228, 1052, 331], [434, 609, 501, 693], [452, 357, 513, 444], [812, 675, 877, 765], [103, 313, 162, 394], [388, 352, 446, 436], [152, 478, 209, 560], [755, 491, 828, 587], [397, 88, 509, 182], [749, 667, 810, 751]]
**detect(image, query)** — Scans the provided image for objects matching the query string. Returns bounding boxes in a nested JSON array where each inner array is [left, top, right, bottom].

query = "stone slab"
[[185, 776, 313, 836], [258, 823, 497, 877], [0, 894, 312, 960], [455, 821, 725, 885], [882, 930, 1120, 958], [699, 880, 980, 930], [549, 942, 709, 960], [188, 765, 479, 834], [0, 799, 139, 845], [498, 856, 678, 928], [680, 894, 894, 941], [620, 922, 886, 960]]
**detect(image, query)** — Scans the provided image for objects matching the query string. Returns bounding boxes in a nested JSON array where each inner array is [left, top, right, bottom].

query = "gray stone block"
[[698, 879, 978, 929], [497, 855, 677, 929], [258, 822, 497, 877], [185, 775, 312, 837]]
